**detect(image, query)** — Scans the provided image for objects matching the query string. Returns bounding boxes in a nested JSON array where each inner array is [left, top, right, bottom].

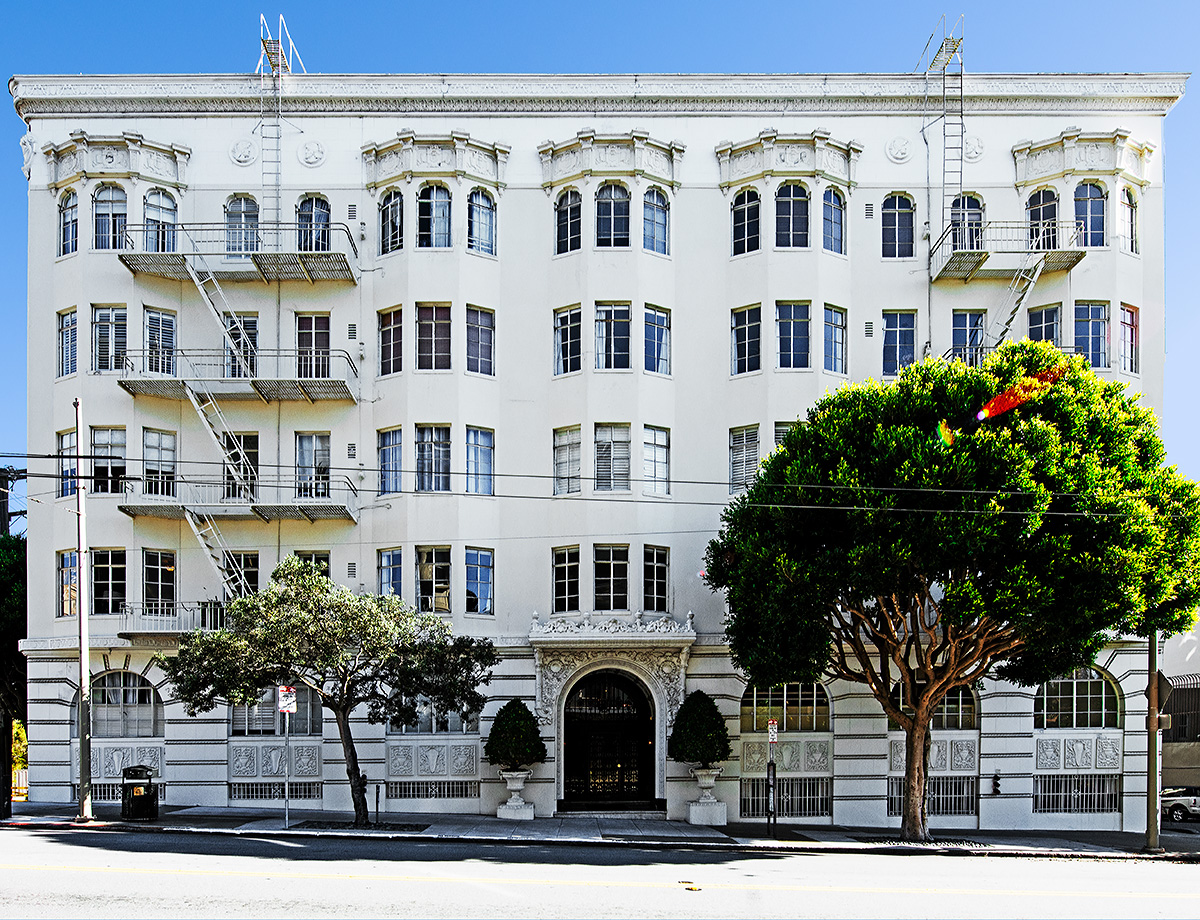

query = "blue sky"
[[3, 0, 1198, 533]]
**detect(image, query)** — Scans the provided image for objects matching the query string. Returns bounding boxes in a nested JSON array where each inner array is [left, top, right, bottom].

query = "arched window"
[[93, 185, 127, 251], [595, 183, 630, 247], [1034, 667, 1120, 730], [887, 683, 978, 730], [59, 191, 78, 256], [144, 189, 177, 253], [732, 189, 760, 255], [823, 188, 845, 254], [225, 196, 258, 256], [740, 682, 830, 732], [1075, 182, 1106, 247], [882, 194, 915, 258], [71, 671, 164, 738], [417, 185, 451, 248], [555, 190, 581, 254], [388, 695, 480, 734], [380, 190, 402, 255], [643, 188, 669, 254], [950, 195, 984, 251], [1121, 188, 1138, 254], [467, 188, 496, 255], [1027, 189, 1059, 250], [775, 184, 809, 248], [298, 196, 331, 252]]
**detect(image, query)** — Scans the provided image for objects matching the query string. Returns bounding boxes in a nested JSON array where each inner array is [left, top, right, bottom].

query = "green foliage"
[[11, 720, 26, 770], [0, 534, 27, 726], [483, 699, 547, 771], [666, 690, 731, 768]]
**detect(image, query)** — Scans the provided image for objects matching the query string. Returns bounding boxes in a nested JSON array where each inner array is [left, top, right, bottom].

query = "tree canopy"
[[159, 556, 497, 825], [0, 533, 27, 819], [705, 341, 1200, 840]]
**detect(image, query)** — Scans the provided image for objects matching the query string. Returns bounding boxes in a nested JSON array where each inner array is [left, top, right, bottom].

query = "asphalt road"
[[0, 825, 1197, 918]]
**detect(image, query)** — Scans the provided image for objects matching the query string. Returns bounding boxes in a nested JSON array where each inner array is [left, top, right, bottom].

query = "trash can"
[[120, 765, 159, 822]]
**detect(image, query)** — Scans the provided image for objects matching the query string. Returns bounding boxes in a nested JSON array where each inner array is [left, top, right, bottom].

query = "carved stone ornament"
[[40, 130, 190, 194], [776, 741, 803, 772], [418, 744, 447, 776], [362, 130, 510, 196], [930, 740, 947, 772], [885, 137, 911, 164], [804, 740, 831, 773], [742, 741, 768, 773], [388, 745, 414, 777], [715, 128, 862, 193], [135, 746, 163, 777], [20, 131, 36, 180], [231, 746, 257, 777], [104, 746, 132, 778], [229, 138, 258, 166], [537, 128, 685, 193], [1012, 127, 1154, 189], [293, 746, 320, 777], [1095, 735, 1122, 769], [950, 739, 977, 772], [1036, 738, 1061, 770], [261, 745, 287, 776], [297, 139, 326, 168], [889, 739, 905, 772], [1064, 738, 1092, 770], [450, 744, 478, 776], [963, 135, 984, 163]]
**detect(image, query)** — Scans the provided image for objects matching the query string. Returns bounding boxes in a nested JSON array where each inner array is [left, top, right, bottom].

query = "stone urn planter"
[[690, 767, 723, 802], [485, 700, 547, 821], [498, 769, 534, 820], [667, 691, 731, 826]]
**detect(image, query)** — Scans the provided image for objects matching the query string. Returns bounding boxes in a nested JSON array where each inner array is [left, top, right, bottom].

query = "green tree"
[[159, 556, 498, 826], [0, 534, 27, 819], [705, 342, 1200, 842], [483, 700, 547, 771], [667, 690, 731, 769]]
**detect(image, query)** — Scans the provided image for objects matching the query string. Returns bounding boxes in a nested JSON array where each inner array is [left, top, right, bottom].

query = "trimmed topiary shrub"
[[667, 690, 732, 768], [484, 699, 547, 771]]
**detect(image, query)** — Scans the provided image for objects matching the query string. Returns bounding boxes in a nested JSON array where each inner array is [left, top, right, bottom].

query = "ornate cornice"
[[1011, 126, 1155, 189], [10, 73, 1189, 119], [38, 129, 190, 193], [715, 128, 862, 193], [361, 130, 510, 196], [537, 129, 685, 193], [528, 611, 697, 648]]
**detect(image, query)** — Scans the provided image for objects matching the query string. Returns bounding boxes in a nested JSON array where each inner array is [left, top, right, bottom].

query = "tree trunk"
[[333, 706, 369, 826], [1, 710, 12, 820], [899, 719, 932, 842]]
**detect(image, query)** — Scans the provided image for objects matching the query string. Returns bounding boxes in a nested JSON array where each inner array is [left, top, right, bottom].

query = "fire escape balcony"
[[117, 475, 359, 523], [931, 220, 1086, 282], [118, 348, 359, 402], [114, 222, 360, 284], [117, 601, 229, 639]]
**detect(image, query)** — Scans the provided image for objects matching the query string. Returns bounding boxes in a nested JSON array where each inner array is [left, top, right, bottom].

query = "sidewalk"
[[7, 801, 1200, 861]]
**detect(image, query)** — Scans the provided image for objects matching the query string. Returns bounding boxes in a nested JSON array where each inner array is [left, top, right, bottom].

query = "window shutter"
[[613, 430, 630, 490], [595, 438, 612, 489]]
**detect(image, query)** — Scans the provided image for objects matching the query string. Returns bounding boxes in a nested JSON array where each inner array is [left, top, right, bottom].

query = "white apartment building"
[[12, 63, 1186, 831]]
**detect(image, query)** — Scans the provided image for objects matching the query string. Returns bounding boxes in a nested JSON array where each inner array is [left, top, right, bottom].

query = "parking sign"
[[767, 718, 778, 743], [278, 686, 297, 714]]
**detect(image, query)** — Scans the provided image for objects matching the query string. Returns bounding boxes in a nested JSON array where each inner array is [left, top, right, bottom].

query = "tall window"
[[729, 425, 759, 493], [1029, 306, 1060, 345], [144, 309, 176, 375], [93, 185, 126, 250], [553, 547, 580, 613], [595, 183, 630, 247], [297, 196, 331, 252], [951, 311, 986, 367], [950, 195, 984, 251], [466, 427, 493, 495], [144, 550, 176, 615], [294, 551, 330, 574], [417, 185, 451, 248], [644, 306, 670, 375], [465, 548, 493, 615], [91, 428, 126, 494], [594, 424, 631, 492], [380, 190, 403, 254], [57, 550, 78, 617], [823, 306, 847, 374], [223, 434, 259, 502], [415, 425, 451, 492], [1027, 189, 1059, 249], [296, 433, 331, 498], [888, 682, 978, 730], [58, 310, 77, 376], [85, 672, 163, 738], [732, 189, 760, 255], [57, 431, 77, 498], [379, 549, 402, 596], [594, 545, 629, 611], [882, 195, 915, 258], [595, 304, 631, 369], [643, 546, 669, 613], [225, 314, 257, 378], [1075, 182, 1106, 247], [554, 307, 581, 375], [379, 308, 402, 376], [741, 683, 830, 732], [1121, 188, 1138, 254], [776, 184, 809, 247], [823, 188, 845, 254], [91, 549, 126, 616], [466, 307, 494, 375], [643, 426, 670, 495], [416, 547, 451, 613], [1074, 302, 1108, 368], [92, 306, 126, 372], [882, 311, 916, 376], [143, 189, 177, 253], [223, 551, 259, 598], [231, 688, 281, 736], [643, 188, 669, 254], [732, 306, 761, 374], [59, 191, 78, 256], [1119, 305, 1139, 374], [467, 189, 496, 255], [777, 302, 810, 369], [296, 314, 330, 378], [553, 427, 581, 495], [1034, 668, 1120, 729], [555, 190, 582, 254], [225, 196, 259, 256], [378, 428, 402, 495], [143, 429, 176, 497], [416, 304, 451, 370]]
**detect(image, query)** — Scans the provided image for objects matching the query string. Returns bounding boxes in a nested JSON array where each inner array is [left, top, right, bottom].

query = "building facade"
[[12, 69, 1187, 830]]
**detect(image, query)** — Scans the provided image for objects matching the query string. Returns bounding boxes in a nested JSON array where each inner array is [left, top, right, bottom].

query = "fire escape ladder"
[[184, 508, 249, 599], [941, 48, 965, 240], [184, 383, 255, 497], [990, 251, 1047, 346], [180, 234, 255, 379]]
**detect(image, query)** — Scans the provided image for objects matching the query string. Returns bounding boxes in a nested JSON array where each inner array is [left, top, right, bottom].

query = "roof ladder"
[[257, 15, 305, 253], [926, 20, 965, 241]]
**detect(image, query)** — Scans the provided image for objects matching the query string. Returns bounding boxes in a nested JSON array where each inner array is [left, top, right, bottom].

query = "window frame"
[[1034, 667, 1120, 730], [553, 307, 582, 376], [881, 194, 915, 258], [643, 545, 669, 613], [297, 196, 331, 252], [1119, 305, 1139, 374], [595, 183, 631, 248], [775, 183, 810, 248], [729, 425, 759, 494], [143, 549, 176, 615], [465, 426, 494, 495], [143, 188, 177, 254], [416, 304, 451, 371], [380, 189, 403, 255], [417, 184, 452, 249], [1074, 301, 1109, 369], [643, 426, 670, 496], [465, 306, 494, 376], [467, 188, 496, 256], [57, 549, 78, 617], [594, 424, 632, 492], [379, 549, 403, 597], [92, 305, 127, 373], [465, 547, 494, 616], [776, 302, 811, 370], [643, 188, 669, 255], [59, 190, 78, 256], [58, 309, 78, 377], [378, 427, 402, 495], [593, 544, 630, 612], [414, 425, 451, 493], [57, 430, 77, 498], [225, 196, 259, 257], [1027, 188, 1059, 249], [415, 546, 452, 614], [91, 548, 127, 616], [555, 189, 582, 255], [142, 428, 176, 498], [732, 188, 761, 256], [1029, 305, 1061, 346], [379, 307, 402, 376], [93, 185, 127, 251], [881, 311, 916, 376], [1074, 182, 1106, 248], [295, 432, 331, 499], [90, 427, 126, 495], [823, 188, 845, 254], [644, 306, 671, 375], [741, 683, 831, 733], [553, 426, 581, 495], [595, 303, 631, 370], [553, 546, 580, 613], [731, 305, 762, 375]]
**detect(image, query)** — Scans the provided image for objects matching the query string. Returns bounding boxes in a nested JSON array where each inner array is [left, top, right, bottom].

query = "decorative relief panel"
[[930, 740, 947, 772], [261, 745, 287, 777], [715, 128, 863, 193], [450, 744, 477, 776], [741, 741, 768, 773], [1036, 738, 1061, 770], [362, 130, 510, 195], [229, 138, 258, 166], [297, 139, 326, 168], [1012, 128, 1154, 188], [134, 746, 163, 777], [885, 137, 912, 164], [963, 135, 984, 162], [41, 130, 191, 192], [103, 747, 132, 778], [889, 740, 905, 772], [537, 129, 685, 192], [1095, 736, 1122, 769], [1063, 738, 1092, 770], [950, 739, 977, 772], [293, 746, 320, 777], [388, 745, 414, 777], [776, 742, 803, 772], [419, 745, 447, 776], [231, 746, 257, 777], [804, 740, 830, 773]]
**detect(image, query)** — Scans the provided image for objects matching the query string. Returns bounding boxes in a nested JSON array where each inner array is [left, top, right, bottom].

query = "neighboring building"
[[12, 62, 1186, 831]]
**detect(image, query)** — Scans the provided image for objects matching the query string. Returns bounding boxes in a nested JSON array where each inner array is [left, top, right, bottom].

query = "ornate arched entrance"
[[561, 669, 657, 808]]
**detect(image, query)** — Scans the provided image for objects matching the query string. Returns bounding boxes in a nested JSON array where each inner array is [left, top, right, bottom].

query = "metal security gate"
[[562, 670, 655, 804]]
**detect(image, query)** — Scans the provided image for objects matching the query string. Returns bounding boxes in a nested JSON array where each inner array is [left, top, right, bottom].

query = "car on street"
[[1162, 786, 1200, 823]]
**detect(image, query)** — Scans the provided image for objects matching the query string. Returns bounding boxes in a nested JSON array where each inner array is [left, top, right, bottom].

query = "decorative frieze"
[[361, 130, 510, 196], [261, 745, 287, 776], [1012, 127, 1154, 188], [40, 130, 190, 193], [231, 746, 257, 777], [418, 744, 447, 776], [388, 745, 414, 776], [1035, 733, 1122, 771], [450, 744, 478, 776], [293, 746, 320, 777], [537, 129, 685, 193], [714, 129, 863, 194]]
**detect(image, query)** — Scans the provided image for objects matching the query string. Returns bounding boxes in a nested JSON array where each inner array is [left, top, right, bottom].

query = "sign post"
[[767, 718, 779, 836], [278, 686, 297, 829]]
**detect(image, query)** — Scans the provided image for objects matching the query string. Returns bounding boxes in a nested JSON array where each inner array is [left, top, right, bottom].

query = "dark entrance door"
[[562, 670, 656, 808]]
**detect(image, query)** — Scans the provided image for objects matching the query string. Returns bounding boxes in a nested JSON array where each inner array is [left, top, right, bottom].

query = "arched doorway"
[[561, 669, 658, 810]]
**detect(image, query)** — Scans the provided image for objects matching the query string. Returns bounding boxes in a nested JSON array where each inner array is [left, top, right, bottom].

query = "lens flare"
[[937, 364, 1067, 445]]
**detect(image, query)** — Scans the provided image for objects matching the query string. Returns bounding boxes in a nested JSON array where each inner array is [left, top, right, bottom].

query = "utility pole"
[[1144, 629, 1171, 853], [0, 466, 26, 536], [73, 399, 93, 823]]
